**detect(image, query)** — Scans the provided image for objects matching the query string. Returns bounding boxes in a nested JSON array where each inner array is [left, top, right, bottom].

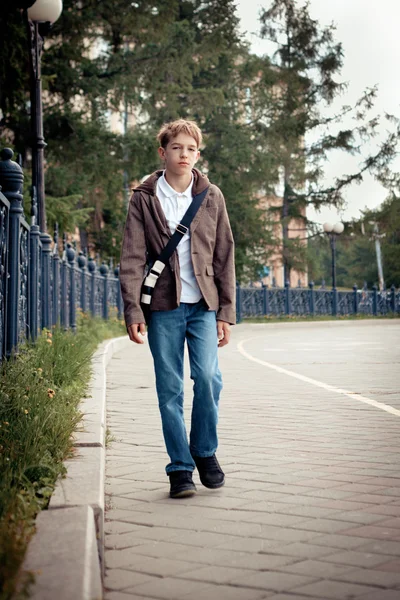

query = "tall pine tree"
[[254, 0, 400, 282]]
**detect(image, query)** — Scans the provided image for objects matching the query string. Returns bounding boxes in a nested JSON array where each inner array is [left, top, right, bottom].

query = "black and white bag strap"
[[141, 186, 209, 306]]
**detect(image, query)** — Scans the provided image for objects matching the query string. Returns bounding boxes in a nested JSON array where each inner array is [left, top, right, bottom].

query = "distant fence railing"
[[236, 282, 400, 322], [0, 148, 122, 361]]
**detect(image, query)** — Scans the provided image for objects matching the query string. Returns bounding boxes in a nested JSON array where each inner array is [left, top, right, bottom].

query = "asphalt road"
[[233, 319, 400, 412], [105, 318, 400, 600]]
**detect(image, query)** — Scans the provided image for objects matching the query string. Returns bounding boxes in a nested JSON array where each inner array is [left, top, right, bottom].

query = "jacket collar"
[[133, 167, 210, 197]]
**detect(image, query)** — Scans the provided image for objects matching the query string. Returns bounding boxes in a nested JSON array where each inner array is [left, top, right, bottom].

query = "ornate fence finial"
[[66, 242, 75, 264], [0, 148, 24, 204], [88, 257, 96, 273], [77, 250, 86, 270], [99, 261, 109, 277]]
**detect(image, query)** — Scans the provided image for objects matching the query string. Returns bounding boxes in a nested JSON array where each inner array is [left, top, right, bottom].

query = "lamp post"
[[18, 0, 63, 329], [323, 221, 344, 316], [21, 0, 63, 234]]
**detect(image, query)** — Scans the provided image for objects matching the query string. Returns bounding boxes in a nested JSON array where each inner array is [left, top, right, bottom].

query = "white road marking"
[[287, 342, 383, 347], [238, 337, 400, 418]]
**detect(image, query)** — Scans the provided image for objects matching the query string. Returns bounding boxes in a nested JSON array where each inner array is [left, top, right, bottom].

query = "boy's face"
[[158, 132, 200, 175]]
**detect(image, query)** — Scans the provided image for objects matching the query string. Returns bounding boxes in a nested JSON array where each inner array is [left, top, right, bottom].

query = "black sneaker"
[[168, 470, 197, 498], [193, 454, 225, 489]]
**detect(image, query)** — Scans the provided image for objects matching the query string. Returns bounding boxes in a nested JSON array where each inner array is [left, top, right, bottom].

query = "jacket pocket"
[[206, 265, 214, 276]]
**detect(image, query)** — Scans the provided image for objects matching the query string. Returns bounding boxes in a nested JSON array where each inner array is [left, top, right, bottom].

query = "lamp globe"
[[323, 222, 334, 233], [333, 222, 345, 235], [28, 0, 63, 23]]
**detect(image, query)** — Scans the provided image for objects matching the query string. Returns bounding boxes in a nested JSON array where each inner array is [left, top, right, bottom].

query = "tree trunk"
[[282, 166, 291, 284]]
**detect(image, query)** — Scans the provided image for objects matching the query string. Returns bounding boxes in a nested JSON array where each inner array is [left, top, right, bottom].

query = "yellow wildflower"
[[24, 409, 29, 414], [46, 339, 52, 345], [47, 389, 55, 398]]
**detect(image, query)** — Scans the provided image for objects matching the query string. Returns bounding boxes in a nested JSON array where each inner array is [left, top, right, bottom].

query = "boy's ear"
[[158, 146, 166, 160]]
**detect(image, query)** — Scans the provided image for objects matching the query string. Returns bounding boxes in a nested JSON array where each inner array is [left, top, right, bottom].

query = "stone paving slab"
[[104, 320, 400, 600]]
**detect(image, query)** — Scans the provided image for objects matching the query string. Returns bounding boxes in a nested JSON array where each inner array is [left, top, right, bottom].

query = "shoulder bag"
[[140, 186, 209, 323]]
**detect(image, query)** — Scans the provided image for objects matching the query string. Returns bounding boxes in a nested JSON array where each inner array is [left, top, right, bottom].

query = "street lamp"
[[17, 0, 63, 329], [21, 0, 63, 233], [323, 221, 344, 315]]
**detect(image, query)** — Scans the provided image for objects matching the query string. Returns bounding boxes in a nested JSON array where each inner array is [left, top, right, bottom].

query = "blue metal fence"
[[0, 148, 123, 360], [236, 282, 400, 322]]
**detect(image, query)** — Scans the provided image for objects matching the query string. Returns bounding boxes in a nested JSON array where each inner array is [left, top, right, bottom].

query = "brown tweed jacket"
[[119, 168, 236, 327]]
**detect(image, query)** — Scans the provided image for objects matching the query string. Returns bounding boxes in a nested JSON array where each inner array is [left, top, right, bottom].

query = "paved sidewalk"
[[104, 320, 400, 600]]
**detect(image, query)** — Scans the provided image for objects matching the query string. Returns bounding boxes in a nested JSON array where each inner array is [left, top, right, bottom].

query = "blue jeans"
[[147, 300, 223, 474]]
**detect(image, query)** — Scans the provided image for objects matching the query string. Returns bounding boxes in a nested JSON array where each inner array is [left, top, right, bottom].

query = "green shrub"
[[0, 315, 125, 599]]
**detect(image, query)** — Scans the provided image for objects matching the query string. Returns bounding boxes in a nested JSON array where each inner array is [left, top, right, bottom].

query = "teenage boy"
[[119, 119, 236, 498]]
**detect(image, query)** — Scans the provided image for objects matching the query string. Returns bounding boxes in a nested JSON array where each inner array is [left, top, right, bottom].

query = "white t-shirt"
[[156, 172, 202, 303]]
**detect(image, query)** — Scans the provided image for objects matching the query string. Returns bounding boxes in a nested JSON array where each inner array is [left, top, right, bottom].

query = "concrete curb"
[[21, 506, 102, 600], [21, 334, 131, 600]]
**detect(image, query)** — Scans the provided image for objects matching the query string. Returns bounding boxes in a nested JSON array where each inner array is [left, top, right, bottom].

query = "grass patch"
[[241, 313, 399, 324], [105, 427, 116, 448], [0, 313, 125, 600]]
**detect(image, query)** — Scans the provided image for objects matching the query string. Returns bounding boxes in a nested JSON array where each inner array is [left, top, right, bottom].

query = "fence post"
[[353, 284, 358, 315], [285, 280, 291, 315], [308, 281, 315, 316], [100, 262, 109, 320], [88, 257, 96, 316], [77, 251, 87, 313], [67, 243, 76, 332], [0, 149, 24, 357], [40, 232, 52, 330], [236, 282, 242, 323], [60, 235, 68, 329], [51, 223, 60, 327], [390, 285, 396, 313], [28, 186, 40, 341], [115, 264, 123, 321], [332, 288, 338, 317], [262, 283, 269, 316], [372, 285, 378, 316]]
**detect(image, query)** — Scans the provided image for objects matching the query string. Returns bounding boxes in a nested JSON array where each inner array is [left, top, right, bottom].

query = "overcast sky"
[[235, 0, 400, 226]]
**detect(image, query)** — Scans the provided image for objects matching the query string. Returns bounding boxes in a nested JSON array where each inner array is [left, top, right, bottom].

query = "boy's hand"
[[217, 320, 231, 347], [127, 323, 146, 344]]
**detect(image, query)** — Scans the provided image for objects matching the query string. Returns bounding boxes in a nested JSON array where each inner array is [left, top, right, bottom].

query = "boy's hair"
[[157, 119, 203, 149]]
